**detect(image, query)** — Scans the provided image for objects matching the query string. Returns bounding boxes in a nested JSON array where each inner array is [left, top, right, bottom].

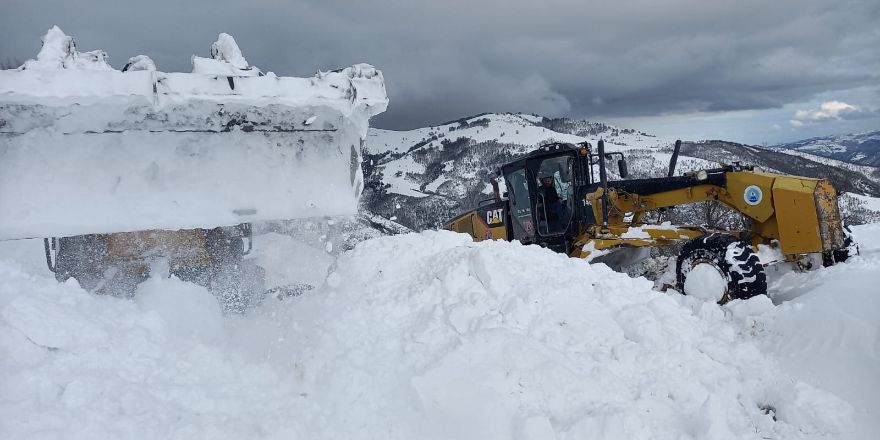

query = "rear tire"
[[676, 233, 767, 303]]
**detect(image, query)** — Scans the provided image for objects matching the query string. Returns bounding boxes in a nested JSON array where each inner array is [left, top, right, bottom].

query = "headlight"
[[696, 170, 708, 181]]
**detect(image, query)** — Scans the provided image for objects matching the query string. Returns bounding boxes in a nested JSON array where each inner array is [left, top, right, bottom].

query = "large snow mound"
[[2, 229, 870, 439]]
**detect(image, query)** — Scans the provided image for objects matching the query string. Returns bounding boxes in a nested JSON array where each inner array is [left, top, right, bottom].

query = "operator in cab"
[[537, 172, 566, 233]]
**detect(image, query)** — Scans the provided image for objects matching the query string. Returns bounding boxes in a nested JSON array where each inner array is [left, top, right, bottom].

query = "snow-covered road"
[[0, 224, 877, 439]]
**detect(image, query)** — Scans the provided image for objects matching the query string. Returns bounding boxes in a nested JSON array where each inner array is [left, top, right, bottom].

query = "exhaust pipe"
[[490, 174, 501, 200], [598, 139, 609, 228], [668, 139, 681, 177]]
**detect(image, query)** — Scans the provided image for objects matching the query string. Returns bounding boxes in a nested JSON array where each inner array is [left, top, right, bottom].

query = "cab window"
[[504, 168, 534, 241], [535, 155, 573, 235]]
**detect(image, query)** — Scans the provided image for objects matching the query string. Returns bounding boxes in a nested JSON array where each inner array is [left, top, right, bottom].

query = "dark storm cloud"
[[2, 0, 878, 130]]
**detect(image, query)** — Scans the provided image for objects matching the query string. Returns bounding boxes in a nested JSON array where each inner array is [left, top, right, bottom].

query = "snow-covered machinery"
[[446, 140, 857, 303], [0, 27, 387, 309]]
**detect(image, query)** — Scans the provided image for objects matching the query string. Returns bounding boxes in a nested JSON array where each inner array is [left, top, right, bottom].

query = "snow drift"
[[0, 27, 388, 240], [3, 226, 874, 439]]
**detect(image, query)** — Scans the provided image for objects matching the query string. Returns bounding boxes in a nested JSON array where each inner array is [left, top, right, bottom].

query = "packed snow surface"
[[2, 224, 879, 439], [683, 263, 727, 301]]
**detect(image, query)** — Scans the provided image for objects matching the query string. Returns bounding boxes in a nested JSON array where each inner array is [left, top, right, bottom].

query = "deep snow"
[[1, 224, 877, 439]]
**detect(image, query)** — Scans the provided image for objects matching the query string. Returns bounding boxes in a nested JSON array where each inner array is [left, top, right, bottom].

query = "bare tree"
[[839, 194, 880, 225], [650, 200, 747, 230]]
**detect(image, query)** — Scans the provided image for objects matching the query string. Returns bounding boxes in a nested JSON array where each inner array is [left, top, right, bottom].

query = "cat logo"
[[486, 208, 504, 225]]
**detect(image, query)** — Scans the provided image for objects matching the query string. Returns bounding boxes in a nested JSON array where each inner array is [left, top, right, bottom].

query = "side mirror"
[[618, 159, 629, 178]]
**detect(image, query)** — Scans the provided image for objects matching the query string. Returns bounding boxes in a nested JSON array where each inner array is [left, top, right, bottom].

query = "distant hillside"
[[680, 140, 880, 196], [773, 131, 880, 167], [362, 113, 880, 230]]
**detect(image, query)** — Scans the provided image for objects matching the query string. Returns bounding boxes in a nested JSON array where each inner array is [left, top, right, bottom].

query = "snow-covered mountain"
[[772, 131, 880, 167], [362, 113, 880, 231]]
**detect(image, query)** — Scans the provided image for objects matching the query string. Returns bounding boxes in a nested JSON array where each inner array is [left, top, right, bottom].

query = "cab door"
[[503, 167, 536, 243], [532, 154, 575, 237]]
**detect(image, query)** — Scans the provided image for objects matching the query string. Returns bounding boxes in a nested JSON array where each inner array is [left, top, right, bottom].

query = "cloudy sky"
[[2, 0, 878, 144]]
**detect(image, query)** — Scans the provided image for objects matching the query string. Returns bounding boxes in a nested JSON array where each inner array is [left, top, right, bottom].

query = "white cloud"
[[790, 100, 860, 127]]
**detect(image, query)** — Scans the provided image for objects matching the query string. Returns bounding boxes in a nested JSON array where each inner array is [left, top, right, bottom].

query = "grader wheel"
[[675, 233, 767, 303], [824, 225, 859, 267]]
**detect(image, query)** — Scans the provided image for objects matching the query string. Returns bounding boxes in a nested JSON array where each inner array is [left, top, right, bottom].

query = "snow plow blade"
[[0, 28, 387, 240]]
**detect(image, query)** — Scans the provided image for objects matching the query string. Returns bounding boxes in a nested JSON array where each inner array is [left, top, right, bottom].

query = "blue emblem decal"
[[744, 185, 763, 206]]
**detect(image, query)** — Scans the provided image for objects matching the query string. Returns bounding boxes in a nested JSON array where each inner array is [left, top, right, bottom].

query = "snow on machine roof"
[[0, 26, 387, 135], [0, 27, 388, 240]]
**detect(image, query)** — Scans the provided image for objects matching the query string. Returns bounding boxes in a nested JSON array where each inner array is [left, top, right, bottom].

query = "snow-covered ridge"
[[367, 112, 667, 155], [772, 131, 880, 167], [364, 112, 678, 203], [769, 147, 879, 178]]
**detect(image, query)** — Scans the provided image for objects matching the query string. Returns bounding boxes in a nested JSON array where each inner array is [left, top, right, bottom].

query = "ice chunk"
[[122, 55, 156, 72], [620, 226, 651, 239], [20, 26, 112, 71], [192, 32, 261, 77], [21, 26, 74, 70], [135, 273, 224, 344], [211, 33, 249, 69]]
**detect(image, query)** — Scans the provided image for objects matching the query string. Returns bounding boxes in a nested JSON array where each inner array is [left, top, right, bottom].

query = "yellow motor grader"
[[0, 28, 387, 311], [445, 140, 856, 302]]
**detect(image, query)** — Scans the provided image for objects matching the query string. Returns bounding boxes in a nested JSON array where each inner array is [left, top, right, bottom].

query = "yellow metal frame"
[[106, 229, 212, 273], [582, 171, 844, 260], [572, 225, 705, 258], [446, 210, 508, 242], [445, 168, 845, 263]]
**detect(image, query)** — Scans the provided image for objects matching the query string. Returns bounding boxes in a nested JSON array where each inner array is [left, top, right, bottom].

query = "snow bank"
[[0, 230, 859, 439], [0, 27, 388, 239], [749, 223, 880, 439]]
